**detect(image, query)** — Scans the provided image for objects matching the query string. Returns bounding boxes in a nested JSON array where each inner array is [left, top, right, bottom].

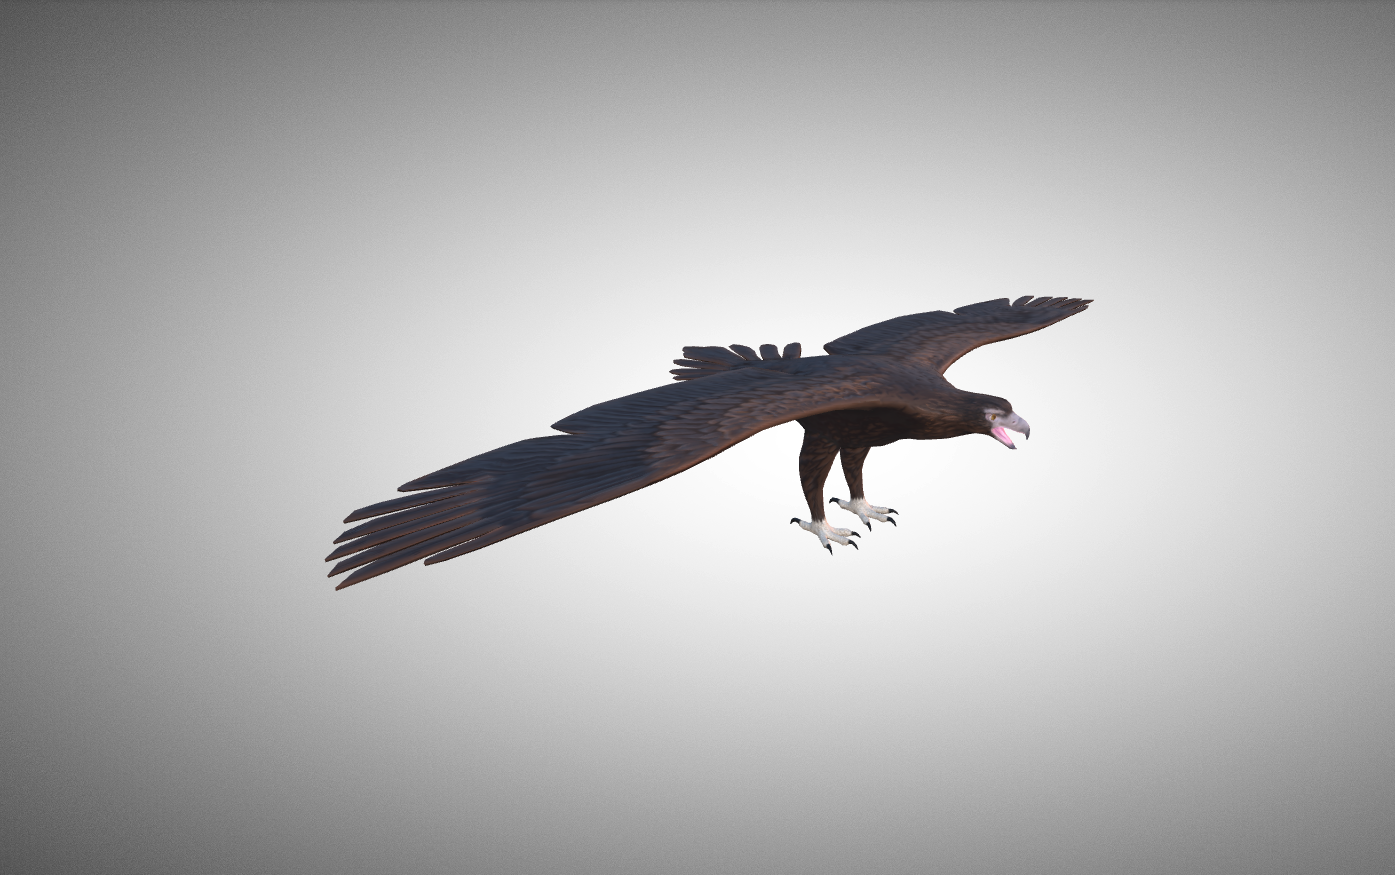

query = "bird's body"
[[328, 295, 1090, 587]]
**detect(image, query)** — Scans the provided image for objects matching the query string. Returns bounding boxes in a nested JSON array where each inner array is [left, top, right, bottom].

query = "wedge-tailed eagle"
[[327, 295, 1090, 588]]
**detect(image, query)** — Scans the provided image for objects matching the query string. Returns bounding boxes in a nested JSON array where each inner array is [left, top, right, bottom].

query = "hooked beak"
[[989, 412, 1031, 449]]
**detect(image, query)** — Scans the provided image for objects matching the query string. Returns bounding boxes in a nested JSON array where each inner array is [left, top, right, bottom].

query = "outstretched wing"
[[327, 361, 892, 588], [824, 295, 1091, 373]]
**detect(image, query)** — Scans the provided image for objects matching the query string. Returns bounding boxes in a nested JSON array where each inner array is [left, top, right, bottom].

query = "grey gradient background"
[[3, 3, 1393, 873]]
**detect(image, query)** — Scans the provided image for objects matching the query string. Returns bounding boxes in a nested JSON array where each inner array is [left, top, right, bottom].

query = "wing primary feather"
[[328, 514, 497, 577], [343, 484, 477, 523], [422, 476, 654, 567], [420, 525, 529, 566], [952, 298, 1010, 316], [335, 492, 486, 543], [729, 344, 761, 362], [421, 520, 550, 565], [398, 435, 578, 491], [682, 346, 746, 366], [782, 342, 802, 359], [327, 501, 486, 560], [759, 344, 780, 360], [334, 522, 505, 589]]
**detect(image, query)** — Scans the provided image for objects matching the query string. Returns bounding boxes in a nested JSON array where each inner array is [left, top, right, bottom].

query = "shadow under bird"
[[327, 295, 1091, 588]]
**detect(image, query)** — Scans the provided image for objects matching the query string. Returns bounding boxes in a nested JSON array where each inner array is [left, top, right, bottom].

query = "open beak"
[[990, 412, 1031, 449]]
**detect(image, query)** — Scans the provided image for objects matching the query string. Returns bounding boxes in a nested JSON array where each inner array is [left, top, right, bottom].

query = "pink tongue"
[[991, 426, 1015, 448]]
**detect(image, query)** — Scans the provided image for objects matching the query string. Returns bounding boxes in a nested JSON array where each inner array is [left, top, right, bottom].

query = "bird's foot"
[[828, 497, 897, 531], [790, 517, 860, 554]]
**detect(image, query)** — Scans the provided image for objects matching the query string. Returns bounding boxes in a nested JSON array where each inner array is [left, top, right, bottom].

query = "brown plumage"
[[327, 295, 1091, 588]]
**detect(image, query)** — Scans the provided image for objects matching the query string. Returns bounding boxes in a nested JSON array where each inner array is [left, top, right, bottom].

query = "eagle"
[[327, 295, 1090, 588]]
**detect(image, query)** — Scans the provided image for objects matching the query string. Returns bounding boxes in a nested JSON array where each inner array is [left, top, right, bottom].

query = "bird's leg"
[[790, 430, 860, 553], [799, 431, 840, 521], [828, 446, 897, 531]]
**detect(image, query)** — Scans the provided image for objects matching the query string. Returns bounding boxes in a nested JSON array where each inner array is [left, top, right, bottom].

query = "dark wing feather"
[[328, 362, 895, 588], [824, 295, 1091, 373], [682, 346, 746, 366]]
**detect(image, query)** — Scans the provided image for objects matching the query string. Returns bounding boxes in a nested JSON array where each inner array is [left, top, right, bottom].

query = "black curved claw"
[[848, 531, 860, 538], [824, 544, 832, 555], [887, 509, 898, 515], [790, 518, 801, 525], [828, 497, 842, 505], [848, 540, 858, 550], [865, 522, 872, 531], [887, 517, 897, 527]]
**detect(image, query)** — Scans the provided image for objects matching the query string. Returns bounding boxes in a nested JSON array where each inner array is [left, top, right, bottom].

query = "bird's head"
[[983, 406, 1030, 449], [962, 394, 1031, 449]]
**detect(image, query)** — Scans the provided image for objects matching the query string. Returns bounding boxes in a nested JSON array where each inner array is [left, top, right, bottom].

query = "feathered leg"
[[840, 446, 871, 501], [829, 446, 897, 531], [790, 430, 859, 553], [799, 431, 840, 521]]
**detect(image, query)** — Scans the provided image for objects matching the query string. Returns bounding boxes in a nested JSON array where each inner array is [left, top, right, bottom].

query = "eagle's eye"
[[988, 413, 997, 421]]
